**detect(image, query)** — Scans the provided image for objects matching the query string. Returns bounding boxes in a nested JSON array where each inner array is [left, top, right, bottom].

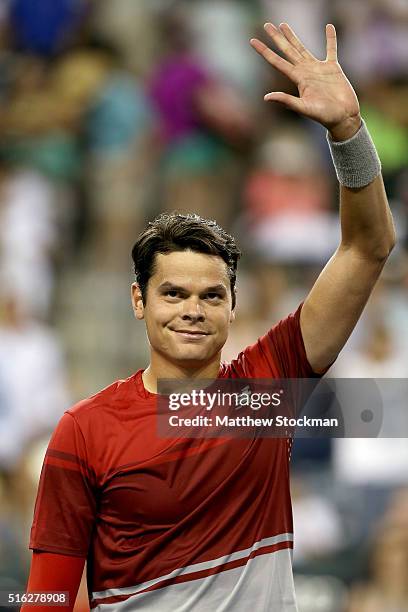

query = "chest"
[[97, 435, 288, 527]]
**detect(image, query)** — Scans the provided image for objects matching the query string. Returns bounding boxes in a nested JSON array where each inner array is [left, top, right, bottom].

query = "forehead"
[[150, 250, 230, 289]]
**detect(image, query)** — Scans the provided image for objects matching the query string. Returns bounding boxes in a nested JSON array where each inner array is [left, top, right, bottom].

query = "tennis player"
[[23, 23, 395, 611]]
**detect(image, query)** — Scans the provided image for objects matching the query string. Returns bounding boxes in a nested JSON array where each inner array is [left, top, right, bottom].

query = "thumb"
[[264, 91, 305, 113]]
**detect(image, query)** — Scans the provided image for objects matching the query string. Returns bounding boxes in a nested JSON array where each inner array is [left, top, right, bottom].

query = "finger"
[[326, 24, 337, 61], [263, 22, 302, 64], [278, 23, 316, 60], [250, 38, 294, 80], [264, 91, 305, 114]]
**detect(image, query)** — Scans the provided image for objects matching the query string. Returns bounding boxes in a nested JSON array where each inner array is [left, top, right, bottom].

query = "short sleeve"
[[30, 412, 97, 557], [228, 303, 320, 379]]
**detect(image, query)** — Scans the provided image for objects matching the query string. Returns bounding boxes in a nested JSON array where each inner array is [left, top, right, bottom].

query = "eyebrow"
[[204, 285, 227, 294], [157, 282, 227, 294]]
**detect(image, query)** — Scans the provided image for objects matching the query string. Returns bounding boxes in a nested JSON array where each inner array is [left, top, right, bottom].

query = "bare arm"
[[300, 175, 394, 372], [250, 23, 395, 372]]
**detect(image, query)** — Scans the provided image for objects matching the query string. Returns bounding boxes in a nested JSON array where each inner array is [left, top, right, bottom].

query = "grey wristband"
[[326, 120, 381, 188]]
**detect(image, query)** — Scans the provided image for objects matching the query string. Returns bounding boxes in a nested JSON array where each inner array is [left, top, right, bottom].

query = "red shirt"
[[30, 304, 317, 611]]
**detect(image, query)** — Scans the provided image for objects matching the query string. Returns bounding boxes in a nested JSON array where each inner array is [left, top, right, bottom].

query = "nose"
[[181, 297, 205, 323]]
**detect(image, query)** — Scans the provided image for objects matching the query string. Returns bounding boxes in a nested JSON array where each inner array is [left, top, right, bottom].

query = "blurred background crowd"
[[0, 0, 407, 610]]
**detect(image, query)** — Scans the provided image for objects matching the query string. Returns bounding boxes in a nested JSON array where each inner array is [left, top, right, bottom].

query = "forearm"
[[339, 176, 396, 261]]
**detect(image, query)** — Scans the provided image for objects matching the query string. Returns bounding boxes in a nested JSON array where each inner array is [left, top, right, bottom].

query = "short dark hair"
[[131, 213, 241, 308]]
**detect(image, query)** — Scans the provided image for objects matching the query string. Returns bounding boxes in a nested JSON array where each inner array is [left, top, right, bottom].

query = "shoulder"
[[66, 372, 139, 427], [47, 372, 140, 470], [221, 304, 316, 379]]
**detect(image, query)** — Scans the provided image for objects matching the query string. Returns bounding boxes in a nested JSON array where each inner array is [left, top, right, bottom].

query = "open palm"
[[250, 23, 360, 137]]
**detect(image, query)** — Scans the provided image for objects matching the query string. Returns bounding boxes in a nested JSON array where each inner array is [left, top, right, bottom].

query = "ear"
[[131, 283, 144, 320], [229, 309, 235, 323]]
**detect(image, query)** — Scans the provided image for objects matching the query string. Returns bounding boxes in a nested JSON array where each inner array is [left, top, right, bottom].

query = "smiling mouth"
[[173, 330, 208, 335], [170, 329, 209, 337]]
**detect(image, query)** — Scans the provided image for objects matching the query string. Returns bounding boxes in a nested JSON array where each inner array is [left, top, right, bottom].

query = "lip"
[[174, 330, 208, 335], [170, 329, 209, 339]]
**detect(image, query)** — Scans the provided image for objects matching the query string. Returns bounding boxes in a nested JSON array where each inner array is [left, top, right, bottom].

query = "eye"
[[165, 290, 180, 298], [205, 292, 222, 300]]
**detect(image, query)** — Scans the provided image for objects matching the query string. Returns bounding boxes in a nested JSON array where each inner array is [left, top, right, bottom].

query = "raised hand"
[[250, 23, 361, 141]]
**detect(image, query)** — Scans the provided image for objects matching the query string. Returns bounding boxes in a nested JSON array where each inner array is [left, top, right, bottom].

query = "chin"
[[169, 347, 215, 367], [174, 351, 210, 364]]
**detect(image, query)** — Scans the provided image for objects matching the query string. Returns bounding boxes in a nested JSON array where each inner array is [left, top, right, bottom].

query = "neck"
[[142, 353, 221, 393]]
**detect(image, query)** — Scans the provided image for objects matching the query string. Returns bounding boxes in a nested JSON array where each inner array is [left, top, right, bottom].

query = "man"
[[24, 23, 395, 611]]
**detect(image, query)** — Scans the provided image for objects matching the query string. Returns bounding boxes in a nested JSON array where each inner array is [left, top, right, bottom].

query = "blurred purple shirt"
[[149, 53, 210, 144]]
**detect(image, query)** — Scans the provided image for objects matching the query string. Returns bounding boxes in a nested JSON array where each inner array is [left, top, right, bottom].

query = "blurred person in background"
[[21, 20, 397, 612], [333, 0, 408, 84], [357, 77, 408, 201], [0, 278, 71, 603], [348, 488, 408, 612], [331, 309, 408, 533], [89, 0, 157, 77], [0, 160, 60, 318], [0, 52, 82, 184], [0, 37, 154, 269], [0, 279, 71, 472], [0, 0, 87, 196], [189, 0, 262, 100], [260, 0, 329, 60], [242, 120, 337, 263], [80, 38, 155, 271], [222, 261, 292, 362], [8, 0, 88, 56], [149, 5, 254, 227], [333, 0, 408, 255], [290, 475, 343, 566]]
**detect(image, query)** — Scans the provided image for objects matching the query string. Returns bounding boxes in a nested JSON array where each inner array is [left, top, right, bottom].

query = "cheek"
[[219, 307, 234, 323], [214, 310, 233, 337], [144, 303, 178, 333]]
